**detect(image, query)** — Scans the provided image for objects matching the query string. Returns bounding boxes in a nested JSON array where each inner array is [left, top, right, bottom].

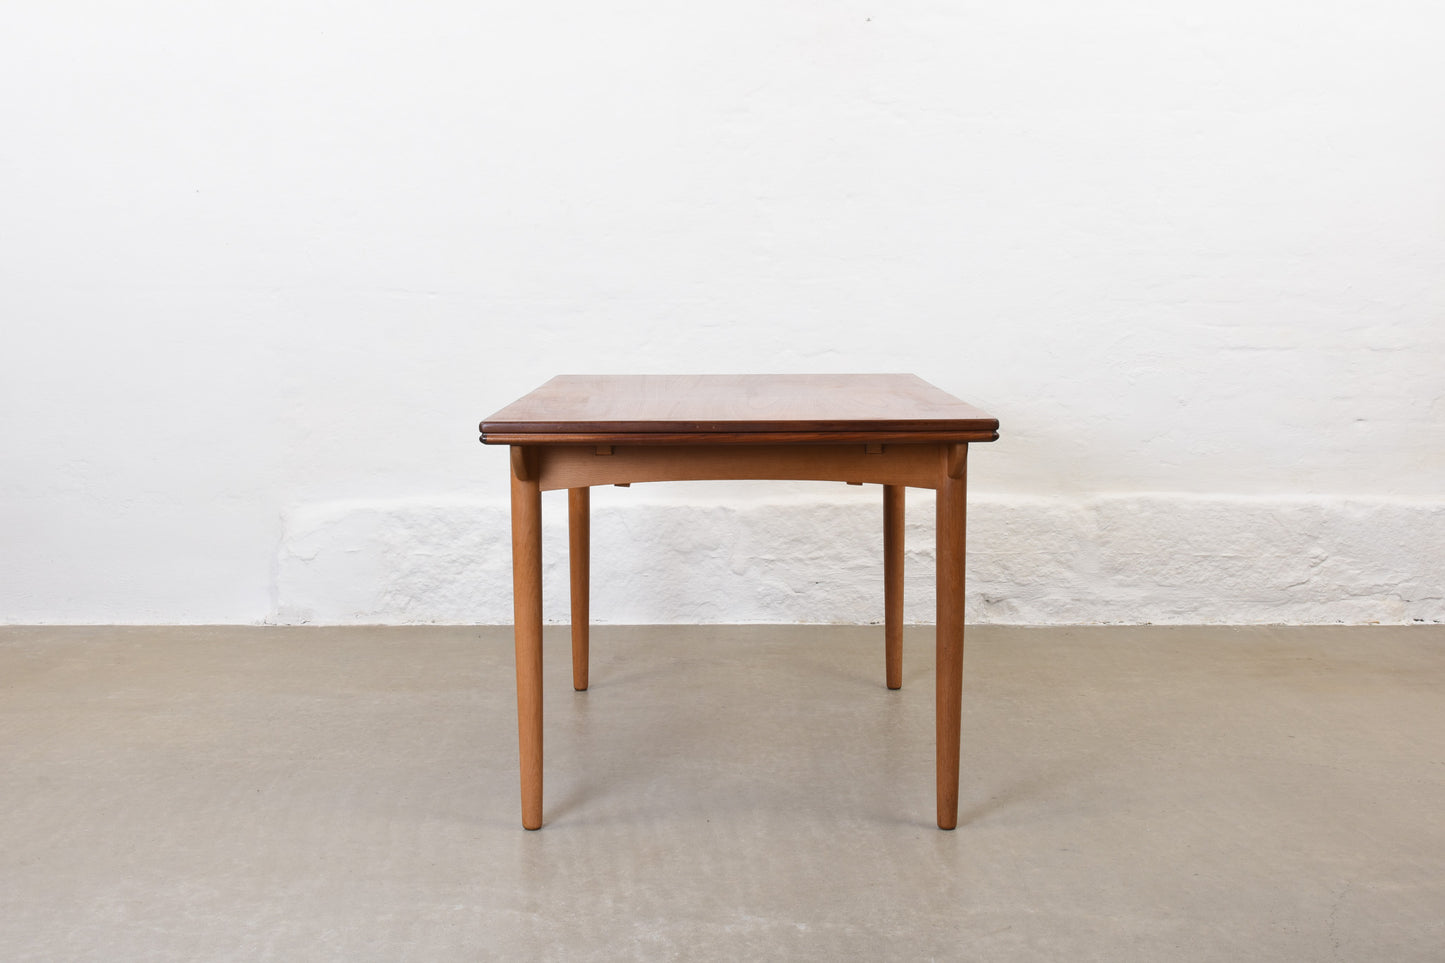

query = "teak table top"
[[480, 374, 999, 446]]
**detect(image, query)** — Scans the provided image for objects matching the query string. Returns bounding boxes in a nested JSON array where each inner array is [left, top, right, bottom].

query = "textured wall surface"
[[274, 491, 1444, 625], [3, 2, 1442, 624]]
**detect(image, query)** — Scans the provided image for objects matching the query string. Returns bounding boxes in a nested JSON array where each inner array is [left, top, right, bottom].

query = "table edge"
[[479, 427, 1001, 445]]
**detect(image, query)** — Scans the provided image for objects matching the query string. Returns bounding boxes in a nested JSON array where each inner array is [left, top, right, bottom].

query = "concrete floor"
[[0, 625, 1441, 962]]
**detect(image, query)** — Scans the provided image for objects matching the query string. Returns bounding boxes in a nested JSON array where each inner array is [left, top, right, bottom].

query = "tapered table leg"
[[883, 484, 905, 690], [569, 487, 590, 691], [510, 452, 544, 830], [935, 445, 968, 830]]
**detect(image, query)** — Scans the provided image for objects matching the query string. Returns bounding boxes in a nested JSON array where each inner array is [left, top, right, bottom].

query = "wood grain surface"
[[480, 374, 998, 444]]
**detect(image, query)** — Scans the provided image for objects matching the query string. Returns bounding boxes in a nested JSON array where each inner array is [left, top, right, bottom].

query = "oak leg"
[[510, 456, 544, 830], [935, 446, 968, 830], [883, 484, 905, 690], [569, 487, 590, 691]]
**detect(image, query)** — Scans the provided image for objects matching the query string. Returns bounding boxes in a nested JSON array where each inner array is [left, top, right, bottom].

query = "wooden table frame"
[[482, 375, 998, 830]]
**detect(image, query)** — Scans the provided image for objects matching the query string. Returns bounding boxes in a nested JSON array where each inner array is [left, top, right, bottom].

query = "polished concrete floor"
[[1, 624, 1441, 961]]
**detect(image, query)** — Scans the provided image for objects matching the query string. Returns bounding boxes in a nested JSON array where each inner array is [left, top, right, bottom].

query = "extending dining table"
[[480, 373, 999, 829]]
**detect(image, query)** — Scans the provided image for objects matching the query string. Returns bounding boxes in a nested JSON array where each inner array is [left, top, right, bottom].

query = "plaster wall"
[[2, 2, 1442, 624]]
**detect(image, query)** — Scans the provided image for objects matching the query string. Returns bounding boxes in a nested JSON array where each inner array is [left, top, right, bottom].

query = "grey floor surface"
[[1, 624, 1441, 962]]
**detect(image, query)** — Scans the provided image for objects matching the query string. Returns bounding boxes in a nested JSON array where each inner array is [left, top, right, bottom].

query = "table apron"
[[529, 442, 958, 492]]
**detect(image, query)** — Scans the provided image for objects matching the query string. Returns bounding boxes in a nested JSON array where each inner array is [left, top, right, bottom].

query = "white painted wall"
[[3, 2, 1442, 624]]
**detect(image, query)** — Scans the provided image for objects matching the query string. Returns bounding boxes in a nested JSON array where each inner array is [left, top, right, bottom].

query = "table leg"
[[883, 484, 905, 690], [569, 487, 590, 692], [510, 458, 544, 830], [935, 446, 968, 830]]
